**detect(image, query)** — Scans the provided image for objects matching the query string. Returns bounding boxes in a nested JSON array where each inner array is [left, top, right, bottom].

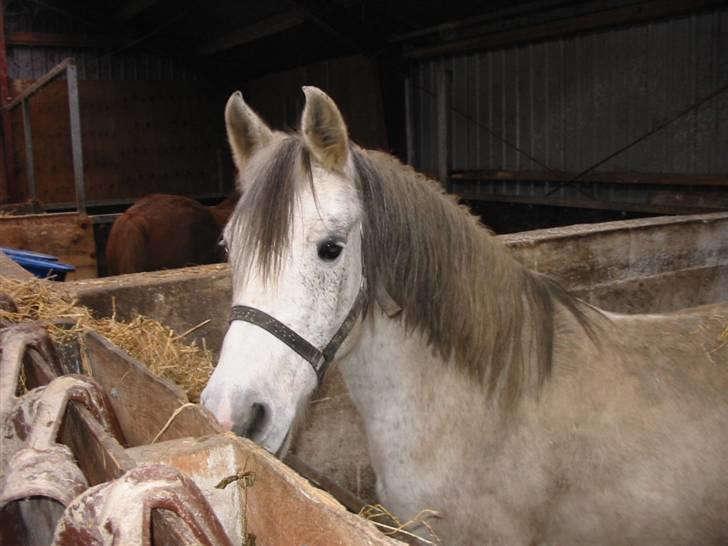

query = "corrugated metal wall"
[[5, 4, 198, 81], [411, 8, 728, 176], [8, 46, 199, 81]]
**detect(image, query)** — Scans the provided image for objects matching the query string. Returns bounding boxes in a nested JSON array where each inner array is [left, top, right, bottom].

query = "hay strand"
[[359, 503, 441, 545], [151, 402, 197, 443]]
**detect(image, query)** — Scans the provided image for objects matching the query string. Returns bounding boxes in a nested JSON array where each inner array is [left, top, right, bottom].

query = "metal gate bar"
[[2, 58, 86, 214]]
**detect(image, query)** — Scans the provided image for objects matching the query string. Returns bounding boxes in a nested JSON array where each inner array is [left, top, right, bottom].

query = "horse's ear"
[[225, 91, 273, 172], [301, 86, 349, 171]]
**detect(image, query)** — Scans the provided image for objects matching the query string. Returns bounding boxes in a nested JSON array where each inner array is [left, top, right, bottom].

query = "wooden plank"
[[4, 59, 72, 110], [651, 188, 728, 209], [5, 32, 125, 49], [233, 436, 400, 545], [82, 331, 223, 446], [60, 403, 135, 485], [456, 191, 723, 215], [284, 453, 367, 514], [0, 212, 96, 279], [404, 0, 725, 60], [130, 434, 400, 546], [0, 251, 34, 280], [128, 435, 248, 544], [450, 169, 728, 187]]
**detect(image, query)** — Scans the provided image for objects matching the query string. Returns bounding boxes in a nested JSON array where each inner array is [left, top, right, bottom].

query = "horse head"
[[201, 88, 366, 455]]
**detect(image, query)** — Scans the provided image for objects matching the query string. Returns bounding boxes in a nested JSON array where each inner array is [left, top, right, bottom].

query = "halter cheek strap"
[[229, 280, 367, 385]]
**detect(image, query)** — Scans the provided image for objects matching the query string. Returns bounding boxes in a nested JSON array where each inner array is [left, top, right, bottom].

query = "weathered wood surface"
[[71, 263, 231, 352], [60, 403, 134, 485], [0, 212, 96, 279], [0, 251, 33, 280], [3, 322, 391, 544], [503, 211, 728, 311], [82, 331, 223, 446], [243, 435, 401, 546], [129, 434, 401, 546], [128, 435, 249, 545], [82, 330, 398, 544], [450, 170, 728, 187]]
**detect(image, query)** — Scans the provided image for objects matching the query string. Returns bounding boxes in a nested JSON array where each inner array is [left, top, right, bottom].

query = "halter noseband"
[[229, 278, 367, 385]]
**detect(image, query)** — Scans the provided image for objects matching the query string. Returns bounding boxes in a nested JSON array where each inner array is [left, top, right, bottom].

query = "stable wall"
[[7, 79, 231, 206], [2, 5, 233, 206]]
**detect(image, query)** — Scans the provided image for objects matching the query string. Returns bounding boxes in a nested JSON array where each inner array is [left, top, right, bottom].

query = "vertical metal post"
[[0, 0, 18, 201], [404, 76, 415, 167], [20, 100, 35, 199], [436, 70, 452, 192], [66, 61, 86, 214]]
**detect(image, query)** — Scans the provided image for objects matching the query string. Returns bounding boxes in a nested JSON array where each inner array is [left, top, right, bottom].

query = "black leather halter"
[[229, 279, 367, 385]]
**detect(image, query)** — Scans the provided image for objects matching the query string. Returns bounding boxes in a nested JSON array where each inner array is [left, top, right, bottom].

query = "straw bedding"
[[0, 277, 214, 401]]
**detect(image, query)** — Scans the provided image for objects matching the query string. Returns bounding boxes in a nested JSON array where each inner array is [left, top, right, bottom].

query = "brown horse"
[[208, 195, 237, 232], [106, 194, 236, 275]]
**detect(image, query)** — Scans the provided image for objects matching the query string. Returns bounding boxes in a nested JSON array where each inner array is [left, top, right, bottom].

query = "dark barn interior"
[[1, 2, 728, 543], [0, 0, 726, 273]]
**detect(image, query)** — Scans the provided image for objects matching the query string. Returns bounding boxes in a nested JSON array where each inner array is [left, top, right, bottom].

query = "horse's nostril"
[[242, 402, 270, 442]]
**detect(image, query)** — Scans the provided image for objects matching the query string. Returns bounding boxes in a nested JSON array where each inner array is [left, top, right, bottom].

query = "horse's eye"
[[317, 240, 343, 261]]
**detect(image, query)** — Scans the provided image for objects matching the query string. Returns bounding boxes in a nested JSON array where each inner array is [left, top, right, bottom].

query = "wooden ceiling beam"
[[6, 31, 117, 49], [115, 0, 165, 22], [290, 0, 375, 53], [403, 0, 725, 61], [194, 10, 306, 58]]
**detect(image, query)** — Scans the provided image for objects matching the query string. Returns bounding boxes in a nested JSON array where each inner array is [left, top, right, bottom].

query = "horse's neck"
[[339, 309, 504, 511], [342, 311, 442, 414]]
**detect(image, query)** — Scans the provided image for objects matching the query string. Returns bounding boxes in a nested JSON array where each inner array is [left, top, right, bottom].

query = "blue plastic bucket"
[[0, 247, 59, 262], [1, 248, 75, 281]]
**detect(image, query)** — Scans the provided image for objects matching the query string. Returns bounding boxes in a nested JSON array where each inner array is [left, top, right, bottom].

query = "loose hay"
[[359, 503, 441, 545], [0, 277, 214, 401]]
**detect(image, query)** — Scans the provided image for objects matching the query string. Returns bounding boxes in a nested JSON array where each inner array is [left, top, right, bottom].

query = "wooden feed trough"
[[0, 285, 400, 544]]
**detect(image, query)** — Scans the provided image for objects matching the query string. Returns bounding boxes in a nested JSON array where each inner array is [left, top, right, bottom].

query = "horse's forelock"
[[227, 136, 312, 285]]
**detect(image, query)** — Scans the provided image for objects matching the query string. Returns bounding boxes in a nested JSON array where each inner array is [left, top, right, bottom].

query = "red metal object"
[[53, 464, 235, 546], [0, 0, 17, 202]]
